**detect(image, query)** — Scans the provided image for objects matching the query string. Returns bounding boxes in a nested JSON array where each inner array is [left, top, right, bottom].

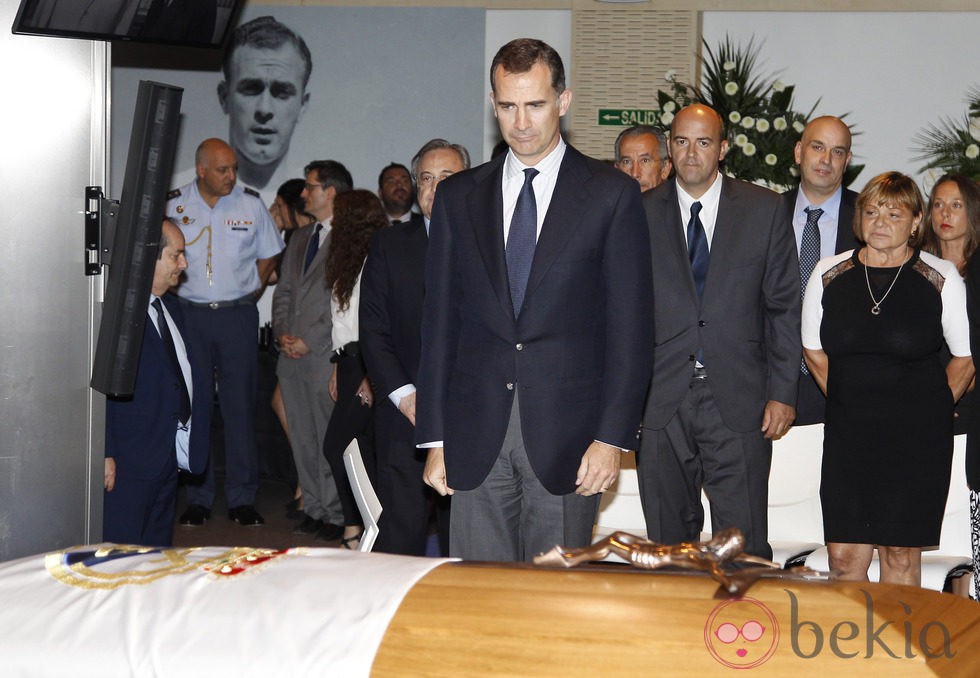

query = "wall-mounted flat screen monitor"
[[12, 0, 242, 49]]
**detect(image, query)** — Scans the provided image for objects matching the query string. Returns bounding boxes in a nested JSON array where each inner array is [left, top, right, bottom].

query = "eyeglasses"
[[304, 182, 327, 192], [417, 172, 456, 187], [714, 621, 766, 643]]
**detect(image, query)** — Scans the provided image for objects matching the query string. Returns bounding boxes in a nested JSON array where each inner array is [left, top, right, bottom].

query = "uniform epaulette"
[[167, 188, 182, 199], [243, 186, 261, 199]]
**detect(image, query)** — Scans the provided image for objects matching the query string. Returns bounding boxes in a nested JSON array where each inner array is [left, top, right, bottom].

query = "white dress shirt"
[[676, 171, 724, 249], [147, 294, 193, 471]]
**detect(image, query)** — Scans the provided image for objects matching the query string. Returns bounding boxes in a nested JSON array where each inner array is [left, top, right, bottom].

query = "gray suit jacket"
[[779, 186, 860, 425], [272, 223, 334, 381], [642, 176, 801, 433]]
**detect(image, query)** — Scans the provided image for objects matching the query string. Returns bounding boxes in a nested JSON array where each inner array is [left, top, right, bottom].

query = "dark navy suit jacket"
[[105, 292, 209, 480], [361, 213, 427, 449], [415, 146, 653, 494]]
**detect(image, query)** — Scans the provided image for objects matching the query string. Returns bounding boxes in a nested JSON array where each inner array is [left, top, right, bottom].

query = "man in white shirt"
[[416, 39, 653, 561], [638, 104, 800, 559], [272, 159, 353, 541], [780, 116, 860, 425], [104, 219, 209, 546]]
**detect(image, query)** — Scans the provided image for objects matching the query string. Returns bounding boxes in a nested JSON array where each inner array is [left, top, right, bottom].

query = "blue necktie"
[[799, 207, 823, 374], [687, 201, 709, 299], [506, 168, 539, 316], [151, 298, 191, 425], [304, 223, 322, 273], [688, 202, 709, 367]]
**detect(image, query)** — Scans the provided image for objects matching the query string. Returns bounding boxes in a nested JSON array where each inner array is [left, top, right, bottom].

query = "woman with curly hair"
[[322, 189, 388, 548]]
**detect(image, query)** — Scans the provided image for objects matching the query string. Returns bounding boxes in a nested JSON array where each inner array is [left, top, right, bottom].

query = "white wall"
[[703, 12, 980, 190], [0, 0, 106, 559]]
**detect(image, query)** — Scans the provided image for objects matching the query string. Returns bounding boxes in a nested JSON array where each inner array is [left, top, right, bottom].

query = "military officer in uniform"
[[165, 138, 284, 527]]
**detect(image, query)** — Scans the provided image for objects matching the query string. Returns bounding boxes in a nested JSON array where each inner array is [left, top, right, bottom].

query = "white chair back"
[[343, 439, 382, 552]]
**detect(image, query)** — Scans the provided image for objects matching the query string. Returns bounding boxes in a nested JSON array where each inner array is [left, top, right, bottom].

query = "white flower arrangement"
[[913, 86, 980, 181], [651, 36, 860, 191]]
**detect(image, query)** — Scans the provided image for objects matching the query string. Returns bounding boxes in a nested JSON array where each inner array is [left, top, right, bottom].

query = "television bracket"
[[85, 185, 118, 275]]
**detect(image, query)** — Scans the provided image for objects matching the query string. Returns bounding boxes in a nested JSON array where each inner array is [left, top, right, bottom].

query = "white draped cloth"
[[0, 545, 452, 677]]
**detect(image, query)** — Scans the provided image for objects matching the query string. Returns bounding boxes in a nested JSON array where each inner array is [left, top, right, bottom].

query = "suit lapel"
[[703, 177, 741, 302], [300, 225, 329, 283], [662, 180, 699, 303], [522, 148, 591, 305], [467, 156, 511, 316]]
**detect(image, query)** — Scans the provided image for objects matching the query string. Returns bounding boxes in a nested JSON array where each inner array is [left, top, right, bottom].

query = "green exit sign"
[[598, 109, 661, 126]]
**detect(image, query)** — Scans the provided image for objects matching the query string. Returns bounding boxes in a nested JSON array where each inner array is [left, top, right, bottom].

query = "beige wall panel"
[[570, 8, 697, 161]]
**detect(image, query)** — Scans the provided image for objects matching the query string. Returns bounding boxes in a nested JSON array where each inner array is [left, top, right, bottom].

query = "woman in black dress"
[[801, 172, 974, 586]]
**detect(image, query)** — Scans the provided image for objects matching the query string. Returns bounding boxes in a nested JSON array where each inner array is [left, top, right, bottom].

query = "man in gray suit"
[[638, 103, 800, 559], [272, 160, 352, 541], [780, 116, 860, 425]]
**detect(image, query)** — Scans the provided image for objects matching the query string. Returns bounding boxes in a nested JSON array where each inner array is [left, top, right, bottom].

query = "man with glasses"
[[360, 139, 470, 556], [271, 160, 353, 542]]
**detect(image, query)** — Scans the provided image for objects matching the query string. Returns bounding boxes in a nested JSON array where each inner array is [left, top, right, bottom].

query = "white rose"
[[793, 120, 805, 133], [660, 112, 674, 126], [765, 153, 778, 166], [725, 82, 739, 96], [741, 116, 755, 129], [773, 117, 787, 131], [970, 117, 980, 143], [756, 118, 770, 133], [724, 61, 736, 71], [664, 101, 676, 112], [734, 134, 748, 147], [772, 80, 786, 92], [743, 142, 757, 156], [966, 144, 980, 160], [729, 111, 742, 124], [665, 69, 677, 82]]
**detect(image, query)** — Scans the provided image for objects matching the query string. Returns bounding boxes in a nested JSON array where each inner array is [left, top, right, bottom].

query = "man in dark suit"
[[638, 103, 801, 560], [361, 139, 470, 556], [416, 39, 653, 562], [780, 116, 860, 426], [103, 219, 209, 546]]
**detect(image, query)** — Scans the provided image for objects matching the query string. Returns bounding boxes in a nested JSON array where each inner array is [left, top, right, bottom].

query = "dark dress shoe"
[[293, 513, 323, 535], [315, 522, 344, 542], [228, 505, 265, 526], [179, 504, 210, 526]]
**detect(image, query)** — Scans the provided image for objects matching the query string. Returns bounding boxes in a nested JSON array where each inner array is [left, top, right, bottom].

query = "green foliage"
[[912, 87, 980, 183]]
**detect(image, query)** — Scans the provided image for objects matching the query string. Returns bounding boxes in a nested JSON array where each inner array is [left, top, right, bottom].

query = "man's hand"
[[423, 447, 453, 496], [575, 441, 622, 496], [104, 457, 116, 492], [355, 377, 374, 407], [289, 337, 310, 358], [398, 391, 416, 426], [761, 400, 795, 440]]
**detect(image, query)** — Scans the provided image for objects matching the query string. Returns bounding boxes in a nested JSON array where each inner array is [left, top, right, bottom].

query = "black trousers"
[[322, 352, 375, 526]]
